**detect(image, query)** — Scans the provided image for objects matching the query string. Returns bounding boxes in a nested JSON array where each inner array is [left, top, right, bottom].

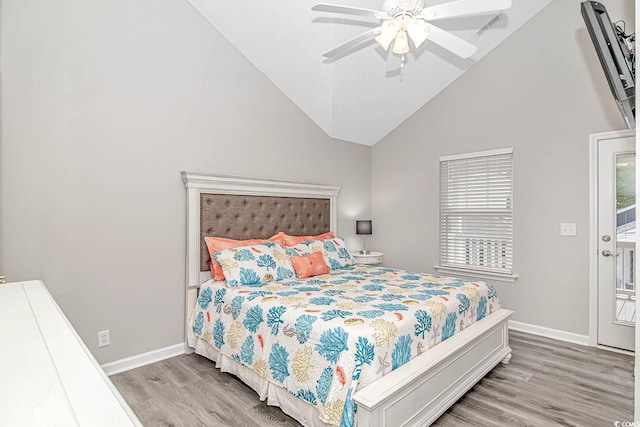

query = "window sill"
[[433, 265, 518, 283]]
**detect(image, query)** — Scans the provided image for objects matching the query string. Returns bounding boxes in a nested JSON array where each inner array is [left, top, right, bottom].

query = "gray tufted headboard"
[[183, 172, 340, 285], [199, 193, 330, 271]]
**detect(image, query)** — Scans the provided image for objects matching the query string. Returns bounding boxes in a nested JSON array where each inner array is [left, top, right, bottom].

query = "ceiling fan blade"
[[312, 4, 385, 18], [427, 24, 477, 58], [421, 0, 511, 20], [323, 27, 381, 57]]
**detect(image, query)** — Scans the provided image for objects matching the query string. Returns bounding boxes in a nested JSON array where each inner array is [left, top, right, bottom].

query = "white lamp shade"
[[392, 30, 410, 55], [406, 19, 430, 48], [375, 20, 400, 50]]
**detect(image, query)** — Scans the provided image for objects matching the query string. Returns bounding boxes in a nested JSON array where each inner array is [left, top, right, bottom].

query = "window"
[[436, 148, 516, 281]]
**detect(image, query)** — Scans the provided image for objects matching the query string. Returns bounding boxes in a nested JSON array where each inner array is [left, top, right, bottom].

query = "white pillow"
[[285, 237, 356, 270]]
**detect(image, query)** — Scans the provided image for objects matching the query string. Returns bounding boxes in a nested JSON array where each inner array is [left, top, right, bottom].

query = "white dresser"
[[0, 281, 141, 426]]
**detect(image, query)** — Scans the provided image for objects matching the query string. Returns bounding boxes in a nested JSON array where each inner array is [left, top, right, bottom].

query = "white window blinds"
[[439, 148, 514, 276]]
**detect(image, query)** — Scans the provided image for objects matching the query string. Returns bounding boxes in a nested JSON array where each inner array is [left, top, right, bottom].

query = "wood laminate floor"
[[111, 330, 634, 426]]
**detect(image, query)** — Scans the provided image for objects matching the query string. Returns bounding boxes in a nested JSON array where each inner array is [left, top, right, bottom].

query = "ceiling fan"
[[312, 0, 512, 59]]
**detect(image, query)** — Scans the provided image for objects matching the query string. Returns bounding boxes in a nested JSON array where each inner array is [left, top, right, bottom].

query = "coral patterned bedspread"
[[189, 265, 501, 427]]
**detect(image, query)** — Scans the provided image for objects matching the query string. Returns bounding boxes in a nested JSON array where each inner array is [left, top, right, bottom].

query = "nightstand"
[[352, 251, 383, 265]]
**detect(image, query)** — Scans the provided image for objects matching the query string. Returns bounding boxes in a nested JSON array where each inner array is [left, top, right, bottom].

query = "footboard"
[[353, 308, 512, 427]]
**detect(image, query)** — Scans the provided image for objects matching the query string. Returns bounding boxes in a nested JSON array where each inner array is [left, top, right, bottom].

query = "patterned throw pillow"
[[286, 237, 356, 270], [214, 242, 295, 286], [280, 232, 336, 246], [290, 252, 330, 279], [204, 233, 286, 280]]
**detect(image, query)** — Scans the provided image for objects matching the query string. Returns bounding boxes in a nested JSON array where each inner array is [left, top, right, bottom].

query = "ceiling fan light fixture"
[[406, 18, 429, 48], [375, 20, 400, 50], [398, 0, 415, 10], [392, 29, 410, 55], [383, 0, 425, 12], [312, 0, 514, 61]]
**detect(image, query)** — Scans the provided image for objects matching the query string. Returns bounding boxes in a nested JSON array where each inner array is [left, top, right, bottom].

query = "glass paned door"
[[597, 133, 635, 351], [615, 153, 635, 324]]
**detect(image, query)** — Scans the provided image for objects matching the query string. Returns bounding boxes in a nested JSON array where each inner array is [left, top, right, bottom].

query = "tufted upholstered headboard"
[[199, 194, 330, 271]]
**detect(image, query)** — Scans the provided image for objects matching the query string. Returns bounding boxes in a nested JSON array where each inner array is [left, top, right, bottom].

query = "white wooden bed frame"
[[182, 171, 513, 427]]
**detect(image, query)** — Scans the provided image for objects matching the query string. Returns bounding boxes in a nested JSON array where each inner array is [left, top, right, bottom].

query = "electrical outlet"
[[560, 223, 577, 237], [98, 330, 110, 347]]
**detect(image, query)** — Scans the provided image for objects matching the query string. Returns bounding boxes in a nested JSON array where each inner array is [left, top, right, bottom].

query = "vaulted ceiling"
[[186, 0, 552, 146]]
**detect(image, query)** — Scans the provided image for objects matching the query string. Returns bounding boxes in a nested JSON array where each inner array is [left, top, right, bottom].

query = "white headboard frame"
[[181, 172, 341, 349]]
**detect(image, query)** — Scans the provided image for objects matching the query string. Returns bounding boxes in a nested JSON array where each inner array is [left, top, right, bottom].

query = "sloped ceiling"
[[186, 0, 552, 146]]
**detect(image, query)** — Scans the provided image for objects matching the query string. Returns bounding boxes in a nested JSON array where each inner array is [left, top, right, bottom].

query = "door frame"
[[589, 129, 636, 349]]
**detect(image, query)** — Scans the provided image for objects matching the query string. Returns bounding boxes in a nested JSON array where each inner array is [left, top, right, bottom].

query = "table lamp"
[[356, 220, 372, 254]]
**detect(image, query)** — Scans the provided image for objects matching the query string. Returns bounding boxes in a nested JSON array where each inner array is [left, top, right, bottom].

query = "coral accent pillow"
[[205, 234, 285, 280], [291, 251, 330, 279], [281, 232, 336, 246], [267, 232, 287, 245]]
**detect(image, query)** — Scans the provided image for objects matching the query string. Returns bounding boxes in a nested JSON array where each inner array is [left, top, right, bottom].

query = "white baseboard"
[[101, 323, 590, 376], [102, 343, 185, 376], [100, 323, 591, 376], [508, 320, 590, 346]]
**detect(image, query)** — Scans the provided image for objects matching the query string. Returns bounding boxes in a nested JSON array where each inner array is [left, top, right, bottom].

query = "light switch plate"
[[560, 223, 577, 236]]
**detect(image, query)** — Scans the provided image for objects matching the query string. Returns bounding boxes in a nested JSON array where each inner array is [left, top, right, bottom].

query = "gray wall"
[[1, 0, 371, 363], [372, 0, 634, 336]]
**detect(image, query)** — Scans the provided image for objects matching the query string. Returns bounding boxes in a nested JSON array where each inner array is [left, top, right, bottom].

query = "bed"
[[182, 172, 512, 427]]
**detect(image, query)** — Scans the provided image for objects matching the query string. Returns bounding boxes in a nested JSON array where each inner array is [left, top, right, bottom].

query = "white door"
[[0, 68, 5, 285], [597, 133, 635, 351]]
